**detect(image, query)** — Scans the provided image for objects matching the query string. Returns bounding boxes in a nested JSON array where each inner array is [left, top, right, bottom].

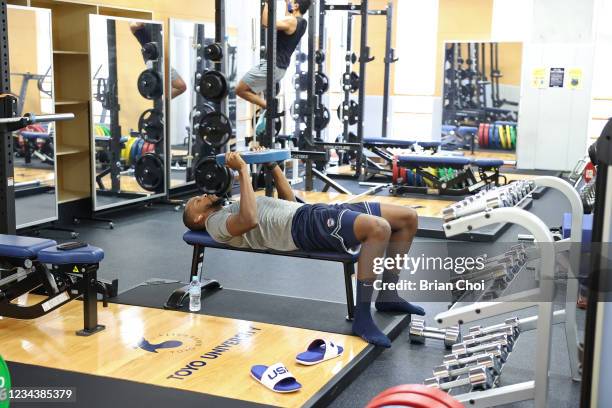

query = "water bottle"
[[189, 276, 201, 312]]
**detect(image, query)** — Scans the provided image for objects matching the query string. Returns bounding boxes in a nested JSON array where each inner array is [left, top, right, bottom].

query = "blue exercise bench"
[[390, 155, 505, 196], [166, 231, 359, 320], [0, 235, 112, 336]]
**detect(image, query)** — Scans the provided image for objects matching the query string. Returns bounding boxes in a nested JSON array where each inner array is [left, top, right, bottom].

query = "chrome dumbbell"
[[456, 330, 515, 352], [409, 319, 462, 349], [424, 367, 493, 392], [433, 354, 502, 382], [443, 344, 507, 368], [468, 317, 520, 339], [451, 339, 512, 359]]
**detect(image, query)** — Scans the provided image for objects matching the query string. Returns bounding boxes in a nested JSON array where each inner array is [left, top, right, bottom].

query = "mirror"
[[9, 5, 58, 229], [441, 42, 522, 159], [89, 15, 166, 210], [168, 19, 238, 190]]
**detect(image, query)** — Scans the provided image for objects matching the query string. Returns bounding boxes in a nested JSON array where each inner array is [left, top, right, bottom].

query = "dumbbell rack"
[[434, 176, 583, 407]]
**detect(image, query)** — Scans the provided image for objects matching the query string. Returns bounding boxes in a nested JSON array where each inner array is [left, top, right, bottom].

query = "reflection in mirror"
[[89, 15, 166, 210], [168, 19, 238, 190], [441, 42, 522, 159], [9, 6, 58, 229]]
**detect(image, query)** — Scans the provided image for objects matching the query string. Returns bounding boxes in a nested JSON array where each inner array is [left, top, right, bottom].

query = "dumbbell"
[[455, 330, 515, 353], [468, 317, 520, 339], [433, 354, 502, 382], [409, 319, 462, 349], [424, 367, 493, 392], [451, 339, 512, 360], [443, 344, 507, 368]]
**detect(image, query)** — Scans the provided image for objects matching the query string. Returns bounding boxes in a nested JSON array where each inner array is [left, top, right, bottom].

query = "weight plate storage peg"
[[342, 72, 360, 93], [204, 43, 223, 61], [138, 109, 164, 144], [195, 157, 233, 195], [137, 69, 163, 100], [197, 112, 232, 148], [135, 153, 164, 192], [197, 71, 229, 101]]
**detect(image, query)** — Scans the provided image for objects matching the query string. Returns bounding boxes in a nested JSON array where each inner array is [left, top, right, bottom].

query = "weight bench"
[[362, 138, 441, 180], [391, 155, 505, 196], [0, 235, 113, 336], [166, 231, 359, 320]]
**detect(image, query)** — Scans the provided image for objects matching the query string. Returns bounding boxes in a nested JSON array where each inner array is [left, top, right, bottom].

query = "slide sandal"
[[250, 363, 301, 393], [296, 339, 344, 366]]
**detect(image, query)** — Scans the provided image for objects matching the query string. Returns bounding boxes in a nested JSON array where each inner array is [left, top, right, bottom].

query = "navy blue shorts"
[[291, 202, 382, 254]]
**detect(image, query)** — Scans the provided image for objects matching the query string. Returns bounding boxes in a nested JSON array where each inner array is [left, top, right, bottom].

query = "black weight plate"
[[137, 69, 163, 100], [135, 153, 164, 192], [141, 42, 159, 61], [138, 109, 164, 144], [198, 71, 229, 101], [197, 112, 232, 148], [204, 43, 223, 61], [314, 106, 330, 131], [315, 50, 325, 65], [195, 157, 233, 195], [315, 72, 329, 95]]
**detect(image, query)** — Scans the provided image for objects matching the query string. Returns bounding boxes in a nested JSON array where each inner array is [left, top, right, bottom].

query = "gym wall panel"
[[434, 0, 494, 97], [496, 43, 523, 86], [490, 0, 532, 42], [588, 0, 612, 143]]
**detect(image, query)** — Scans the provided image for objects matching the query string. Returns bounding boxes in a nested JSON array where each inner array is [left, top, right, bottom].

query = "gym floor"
[[34, 181, 581, 407]]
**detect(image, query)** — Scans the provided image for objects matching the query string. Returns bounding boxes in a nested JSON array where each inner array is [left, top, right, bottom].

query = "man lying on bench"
[[183, 151, 425, 348]]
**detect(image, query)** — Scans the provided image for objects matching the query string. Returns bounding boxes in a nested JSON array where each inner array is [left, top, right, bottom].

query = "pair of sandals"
[[251, 339, 344, 393]]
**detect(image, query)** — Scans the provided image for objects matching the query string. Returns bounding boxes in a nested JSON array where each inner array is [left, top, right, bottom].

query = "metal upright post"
[[264, 0, 277, 196], [342, 12, 353, 144], [356, 0, 369, 179], [0, 0, 15, 235], [305, 0, 316, 147], [106, 19, 121, 194], [381, 1, 395, 139], [216, 0, 228, 124]]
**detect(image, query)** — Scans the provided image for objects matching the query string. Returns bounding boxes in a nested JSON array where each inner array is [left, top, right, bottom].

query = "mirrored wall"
[[441, 42, 522, 157], [168, 19, 238, 190], [9, 5, 58, 229], [89, 15, 166, 211]]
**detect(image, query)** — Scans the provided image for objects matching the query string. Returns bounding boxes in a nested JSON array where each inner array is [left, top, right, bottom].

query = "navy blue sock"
[[375, 272, 426, 316], [352, 280, 391, 348]]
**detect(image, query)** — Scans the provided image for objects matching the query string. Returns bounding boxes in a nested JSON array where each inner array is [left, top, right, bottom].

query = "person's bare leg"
[[375, 204, 425, 315], [236, 80, 267, 109], [352, 214, 392, 347]]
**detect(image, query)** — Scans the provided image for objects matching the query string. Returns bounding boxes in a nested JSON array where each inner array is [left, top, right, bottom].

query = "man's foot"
[[352, 309, 391, 348], [375, 291, 426, 315], [255, 110, 267, 137]]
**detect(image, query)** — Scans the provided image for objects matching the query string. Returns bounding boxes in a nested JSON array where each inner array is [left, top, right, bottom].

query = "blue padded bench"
[[20, 131, 52, 141], [364, 137, 441, 151], [174, 230, 359, 319], [398, 155, 472, 168], [0, 234, 108, 336]]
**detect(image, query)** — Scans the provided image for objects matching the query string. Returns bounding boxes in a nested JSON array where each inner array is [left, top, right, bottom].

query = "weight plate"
[[343, 71, 360, 93], [135, 153, 164, 192], [138, 109, 164, 144], [478, 124, 484, 146], [392, 156, 399, 184], [204, 43, 223, 62], [400, 168, 407, 184], [314, 106, 330, 131], [314, 50, 325, 65], [123, 137, 137, 164], [291, 99, 308, 120], [314, 72, 329, 95], [195, 157, 233, 195], [488, 124, 493, 147], [141, 42, 159, 61], [511, 126, 517, 148], [198, 70, 229, 101], [197, 112, 232, 148], [137, 69, 163, 100], [130, 138, 143, 165], [499, 125, 506, 149]]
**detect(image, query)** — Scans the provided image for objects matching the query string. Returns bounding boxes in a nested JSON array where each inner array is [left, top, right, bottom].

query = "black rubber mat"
[[111, 282, 408, 337], [7, 362, 272, 408]]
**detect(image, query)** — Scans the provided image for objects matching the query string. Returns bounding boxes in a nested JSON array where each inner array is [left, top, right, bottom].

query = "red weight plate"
[[392, 156, 399, 184], [400, 167, 408, 184], [484, 124, 490, 147], [367, 393, 448, 408], [478, 123, 485, 146], [584, 162, 596, 182], [367, 384, 464, 408]]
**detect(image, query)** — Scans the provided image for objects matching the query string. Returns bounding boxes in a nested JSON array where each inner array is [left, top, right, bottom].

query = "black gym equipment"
[[141, 42, 159, 61], [135, 153, 165, 192], [137, 68, 163, 100], [196, 111, 232, 148], [204, 42, 223, 62], [138, 109, 164, 144], [197, 70, 229, 101]]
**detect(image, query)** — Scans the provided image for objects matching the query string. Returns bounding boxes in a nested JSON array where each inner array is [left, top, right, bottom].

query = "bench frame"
[[168, 243, 358, 320]]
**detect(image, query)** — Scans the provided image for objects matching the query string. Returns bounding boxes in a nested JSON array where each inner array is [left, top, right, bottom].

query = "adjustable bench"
[[166, 231, 359, 320], [0, 234, 112, 336], [391, 155, 505, 196], [362, 138, 441, 180]]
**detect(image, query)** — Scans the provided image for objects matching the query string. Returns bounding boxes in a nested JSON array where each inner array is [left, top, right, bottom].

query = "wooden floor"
[[1, 298, 367, 408], [14, 166, 55, 187]]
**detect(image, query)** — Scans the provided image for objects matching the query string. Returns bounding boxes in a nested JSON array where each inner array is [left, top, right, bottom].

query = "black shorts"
[[291, 202, 382, 254]]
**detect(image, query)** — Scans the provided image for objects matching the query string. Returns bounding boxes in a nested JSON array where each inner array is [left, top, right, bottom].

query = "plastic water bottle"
[[189, 277, 201, 312]]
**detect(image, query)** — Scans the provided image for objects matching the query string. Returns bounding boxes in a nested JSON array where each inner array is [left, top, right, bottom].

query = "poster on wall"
[[549, 68, 565, 88], [531, 67, 547, 89], [568, 68, 583, 90]]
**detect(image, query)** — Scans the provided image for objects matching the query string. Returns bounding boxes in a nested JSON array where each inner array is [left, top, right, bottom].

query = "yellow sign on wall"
[[531, 68, 547, 89], [568, 68, 583, 90]]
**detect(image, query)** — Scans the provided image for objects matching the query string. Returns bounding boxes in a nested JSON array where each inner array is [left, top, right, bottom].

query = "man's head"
[[290, 0, 311, 15], [183, 194, 225, 231]]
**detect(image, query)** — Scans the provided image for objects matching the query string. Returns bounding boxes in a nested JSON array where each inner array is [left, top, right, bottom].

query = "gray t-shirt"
[[205, 196, 304, 251]]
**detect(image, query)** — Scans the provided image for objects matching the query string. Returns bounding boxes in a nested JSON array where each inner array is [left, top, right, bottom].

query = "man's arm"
[[225, 153, 259, 236], [261, 1, 297, 34], [270, 164, 296, 202]]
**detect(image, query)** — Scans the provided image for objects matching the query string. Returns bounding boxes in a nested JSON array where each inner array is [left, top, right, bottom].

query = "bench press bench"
[[362, 138, 442, 180], [166, 231, 360, 320], [0, 235, 112, 336], [391, 155, 506, 196]]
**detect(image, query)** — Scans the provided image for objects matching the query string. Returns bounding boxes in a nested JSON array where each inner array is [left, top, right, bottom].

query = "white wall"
[[516, 0, 595, 171]]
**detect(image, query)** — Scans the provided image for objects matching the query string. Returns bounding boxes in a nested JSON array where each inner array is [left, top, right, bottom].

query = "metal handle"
[[0, 113, 75, 124]]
